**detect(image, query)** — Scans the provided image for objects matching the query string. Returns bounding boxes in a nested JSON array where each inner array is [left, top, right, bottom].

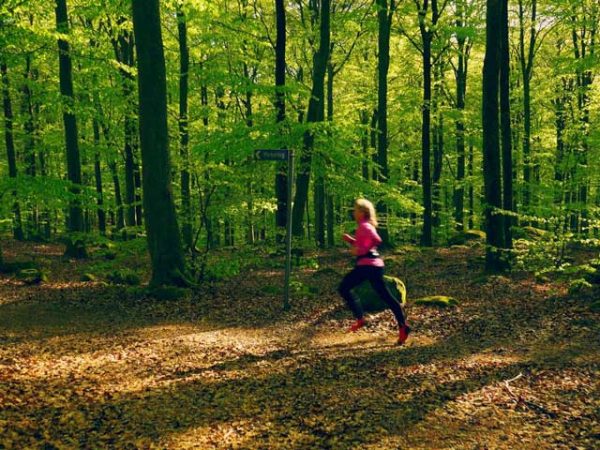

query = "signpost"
[[255, 149, 294, 310]]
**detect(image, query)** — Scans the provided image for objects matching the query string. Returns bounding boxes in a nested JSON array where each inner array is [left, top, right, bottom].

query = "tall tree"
[[1, 58, 24, 240], [274, 0, 287, 244], [482, 0, 506, 271], [517, 0, 539, 213], [375, 0, 396, 246], [110, 20, 139, 230], [501, 0, 513, 248], [451, 0, 473, 232], [291, 0, 330, 238], [569, 2, 598, 233], [132, 0, 187, 286], [405, 0, 448, 246], [177, 1, 192, 249], [55, 0, 85, 256]]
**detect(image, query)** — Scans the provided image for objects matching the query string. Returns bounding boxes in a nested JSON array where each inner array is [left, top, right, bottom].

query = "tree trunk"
[[132, 0, 187, 286], [112, 27, 138, 229], [468, 141, 474, 229], [291, 0, 330, 237], [55, 0, 84, 249], [432, 63, 444, 229], [274, 0, 288, 244], [177, 3, 193, 249], [91, 117, 106, 234], [420, 33, 433, 246], [375, 0, 393, 246], [500, 0, 513, 249], [326, 61, 335, 247], [1, 59, 24, 240], [482, 0, 506, 272], [453, 41, 467, 232]]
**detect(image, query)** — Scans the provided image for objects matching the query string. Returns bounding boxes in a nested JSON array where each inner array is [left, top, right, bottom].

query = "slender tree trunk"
[[112, 28, 138, 229], [468, 140, 474, 229], [132, 0, 187, 286], [375, 0, 394, 246], [291, 0, 330, 237], [432, 63, 444, 229], [482, 0, 506, 272], [453, 46, 467, 232], [517, 0, 537, 214], [177, 3, 193, 249], [360, 110, 370, 180], [274, 0, 287, 244], [500, 0, 513, 249], [1, 59, 24, 240], [326, 61, 335, 247], [22, 55, 39, 235], [55, 0, 85, 251], [421, 34, 433, 246], [92, 117, 106, 234]]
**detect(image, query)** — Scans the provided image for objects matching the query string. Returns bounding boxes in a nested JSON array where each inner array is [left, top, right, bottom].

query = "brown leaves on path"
[[0, 240, 598, 449]]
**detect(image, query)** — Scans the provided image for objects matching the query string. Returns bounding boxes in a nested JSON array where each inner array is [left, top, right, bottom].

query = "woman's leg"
[[338, 267, 369, 319], [368, 268, 407, 327]]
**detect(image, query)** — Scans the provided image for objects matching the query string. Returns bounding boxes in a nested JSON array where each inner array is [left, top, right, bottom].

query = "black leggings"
[[338, 266, 406, 326]]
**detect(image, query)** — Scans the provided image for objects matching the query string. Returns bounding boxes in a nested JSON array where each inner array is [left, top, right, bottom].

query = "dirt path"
[[0, 241, 598, 449]]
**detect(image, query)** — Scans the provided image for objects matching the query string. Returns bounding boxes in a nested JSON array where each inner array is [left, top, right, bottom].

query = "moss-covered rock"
[[448, 229, 486, 246], [568, 278, 593, 295], [107, 269, 141, 286], [80, 273, 97, 282], [414, 295, 459, 308], [16, 268, 47, 285], [64, 238, 88, 259], [0, 261, 37, 274], [513, 226, 549, 241], [355, 276, 407, 312]]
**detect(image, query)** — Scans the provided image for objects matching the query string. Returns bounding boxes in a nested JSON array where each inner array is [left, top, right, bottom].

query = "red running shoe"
[[348, 318, 366, 332], [397, 324, 411, 345]]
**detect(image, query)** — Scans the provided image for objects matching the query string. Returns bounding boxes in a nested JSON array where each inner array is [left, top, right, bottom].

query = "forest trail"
[[0, 241, 598, 449]]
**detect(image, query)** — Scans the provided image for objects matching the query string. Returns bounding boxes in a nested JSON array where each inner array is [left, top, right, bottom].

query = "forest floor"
[[0, 239, 599, 449]]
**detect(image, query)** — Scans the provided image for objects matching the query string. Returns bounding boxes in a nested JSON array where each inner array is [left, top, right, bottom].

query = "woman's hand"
[[342, 233, 355, 244]]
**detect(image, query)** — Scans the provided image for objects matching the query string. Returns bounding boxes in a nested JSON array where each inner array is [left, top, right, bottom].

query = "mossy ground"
[[0, 239, 598, 449]]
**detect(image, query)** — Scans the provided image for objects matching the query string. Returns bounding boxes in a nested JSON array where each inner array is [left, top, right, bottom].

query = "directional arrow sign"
[[255, 149, 289, 161]]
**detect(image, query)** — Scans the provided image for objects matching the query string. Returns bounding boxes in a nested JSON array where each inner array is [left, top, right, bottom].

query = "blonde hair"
[[355, 198, 378, 227]]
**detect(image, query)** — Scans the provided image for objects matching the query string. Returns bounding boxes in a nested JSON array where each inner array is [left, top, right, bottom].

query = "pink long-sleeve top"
[[352, 220, 384, 267]]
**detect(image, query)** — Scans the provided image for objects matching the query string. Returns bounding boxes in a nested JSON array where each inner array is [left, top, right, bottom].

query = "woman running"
[[339, 198, 410, 345]]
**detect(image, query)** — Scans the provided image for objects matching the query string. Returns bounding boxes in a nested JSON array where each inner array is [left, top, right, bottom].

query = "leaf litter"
[[0, 240, 598, 449]]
